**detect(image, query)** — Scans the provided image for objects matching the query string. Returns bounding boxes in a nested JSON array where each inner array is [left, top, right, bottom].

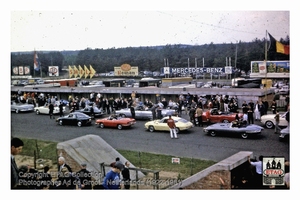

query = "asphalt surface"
[[11, 109, 290, 162]]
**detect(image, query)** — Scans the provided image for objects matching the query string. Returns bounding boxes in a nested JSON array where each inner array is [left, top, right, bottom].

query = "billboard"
[[12, 66, 30, 75], [250, 61, 290, 79], [49, 66, 59, 76], [114, 64, 139, 76]]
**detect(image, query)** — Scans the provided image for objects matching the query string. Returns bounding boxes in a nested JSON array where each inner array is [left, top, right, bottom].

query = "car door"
[[156, 118, 169, 131], [67, 114, 77, 125]]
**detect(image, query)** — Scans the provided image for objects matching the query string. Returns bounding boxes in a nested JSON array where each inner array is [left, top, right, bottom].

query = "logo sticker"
[[262, 157, 285, 186]]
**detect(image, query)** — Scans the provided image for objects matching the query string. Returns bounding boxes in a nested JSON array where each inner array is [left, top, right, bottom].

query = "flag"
[[268, 33, 290, 55], [34, 51, 40, 71], [68, 65, 74, 78], [73, 65, 79, 78], [84, 65, 90, 79], [78, 65, 85, 79], [89, 65, 96, 79]]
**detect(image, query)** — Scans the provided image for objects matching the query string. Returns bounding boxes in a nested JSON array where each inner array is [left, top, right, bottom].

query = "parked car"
[[56, 112, 92, 127], [202, 108, 243, 124], [11, 101, 34, 113], [95, 114, 136, 129], [279, 126, 289, 142], [75, 106, 105, 118], [116, 106, 176, 120], [145, 116, 194, 134], [277, 85, 289, 95], [34, 103, 66, 115], [203, 121, 264, 139], [260, 111, 289, 129]]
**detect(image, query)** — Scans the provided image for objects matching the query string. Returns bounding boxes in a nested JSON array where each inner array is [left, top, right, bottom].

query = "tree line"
[[11, 36, 289, 77]]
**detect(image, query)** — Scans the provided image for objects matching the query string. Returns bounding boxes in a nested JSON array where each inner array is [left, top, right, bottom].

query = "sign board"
[[114, 64, 139, 76], [164, 67, 170, 74], [172, 157, 180, 164], [49, 66, 59, 76], [224, 66, 232, 74]]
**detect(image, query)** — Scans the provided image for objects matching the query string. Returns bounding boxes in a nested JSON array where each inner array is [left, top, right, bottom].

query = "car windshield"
[[176, 118, 189, 123]]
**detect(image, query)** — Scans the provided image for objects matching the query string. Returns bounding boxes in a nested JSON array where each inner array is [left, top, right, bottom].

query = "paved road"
[[11, 110, 290, 162]]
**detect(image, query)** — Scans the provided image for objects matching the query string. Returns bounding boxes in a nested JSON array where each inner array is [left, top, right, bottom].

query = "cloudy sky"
[[10, 3, 291, 52]]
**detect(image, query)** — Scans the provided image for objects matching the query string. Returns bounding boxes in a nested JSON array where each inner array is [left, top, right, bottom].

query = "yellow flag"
[[73, 65, 79, 78], [68, 65, 73, 78], [78, 65, 85, 79], [89, 65, 96, 79], [84, 65, 90, 79]]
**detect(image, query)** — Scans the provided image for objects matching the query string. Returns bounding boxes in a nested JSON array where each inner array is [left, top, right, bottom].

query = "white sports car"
[[145, 116, 194, 134], [260, 111, 289, 129], [34, 103, 66, 115]]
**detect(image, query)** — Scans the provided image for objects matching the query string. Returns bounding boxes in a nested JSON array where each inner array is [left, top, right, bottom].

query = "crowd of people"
[[11, 137, 133, 190]]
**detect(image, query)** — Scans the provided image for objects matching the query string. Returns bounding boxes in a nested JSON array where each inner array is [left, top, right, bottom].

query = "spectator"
[[195, 106, 203, 127], [122, 161, 131, 189], [270, 101, 277, 114], [76, 163, 92, 190], [49, 103, 54, 119], [274, 110, 281, 134], [59, 102, 64, 117], [11, 137, 24, 189], [102, 162, 123, 189], [247, 105, 254, 124], [248, 155, 263, 189]]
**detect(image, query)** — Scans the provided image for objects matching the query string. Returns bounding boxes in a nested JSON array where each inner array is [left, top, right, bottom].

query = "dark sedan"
[[56, 112, 92, 127], [75, 106, 106, 118], [203, 121, 264, 139]]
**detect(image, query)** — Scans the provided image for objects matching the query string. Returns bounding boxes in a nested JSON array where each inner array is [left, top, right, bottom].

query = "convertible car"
[[116, 105, 176, 120], [95, 114, 136, 129], [202, 108, 243, 124], [145, 116, 194, 134], [34, 103, 66, 115], [11, 101, 34, 113], [56, 112, 92, 127], [260, 111, 289, 129], [75, 106, 106, 118], [203, 121, 264, 139]]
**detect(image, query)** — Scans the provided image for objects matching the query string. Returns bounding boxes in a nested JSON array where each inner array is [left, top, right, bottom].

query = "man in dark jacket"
[[76, 163, 92, 189], [121, 161, 131, 189], [11, 138, 24, 189], [49, 103, 54, 119]]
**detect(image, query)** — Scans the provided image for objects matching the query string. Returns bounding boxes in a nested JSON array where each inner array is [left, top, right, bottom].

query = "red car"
[[202, 108, 243, 124], [95, 115, 136, 130]]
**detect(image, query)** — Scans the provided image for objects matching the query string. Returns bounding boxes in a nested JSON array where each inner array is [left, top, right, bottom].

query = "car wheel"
[[265, 121, 274, 129], [36, 110, 40, 115], [210, 131, 216, 137], [175, 127, 180, 134], [59, 120, 63, 126], [149, 125, 155, 132], [241, 133, 249, 139], [77, 121, 82, 127], [117, 124, 123, 130], [222, 119, 229, 123], [99, 123, 104, 128], [120, 114, 126, 118], [15, 109, 19, 114]]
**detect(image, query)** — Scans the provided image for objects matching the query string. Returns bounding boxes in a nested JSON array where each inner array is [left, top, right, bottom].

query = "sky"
[[9, 3, 292, 52]]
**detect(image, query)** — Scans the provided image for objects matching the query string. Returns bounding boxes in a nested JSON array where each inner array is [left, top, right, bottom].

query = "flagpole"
[[264, 30, 268, 99]]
